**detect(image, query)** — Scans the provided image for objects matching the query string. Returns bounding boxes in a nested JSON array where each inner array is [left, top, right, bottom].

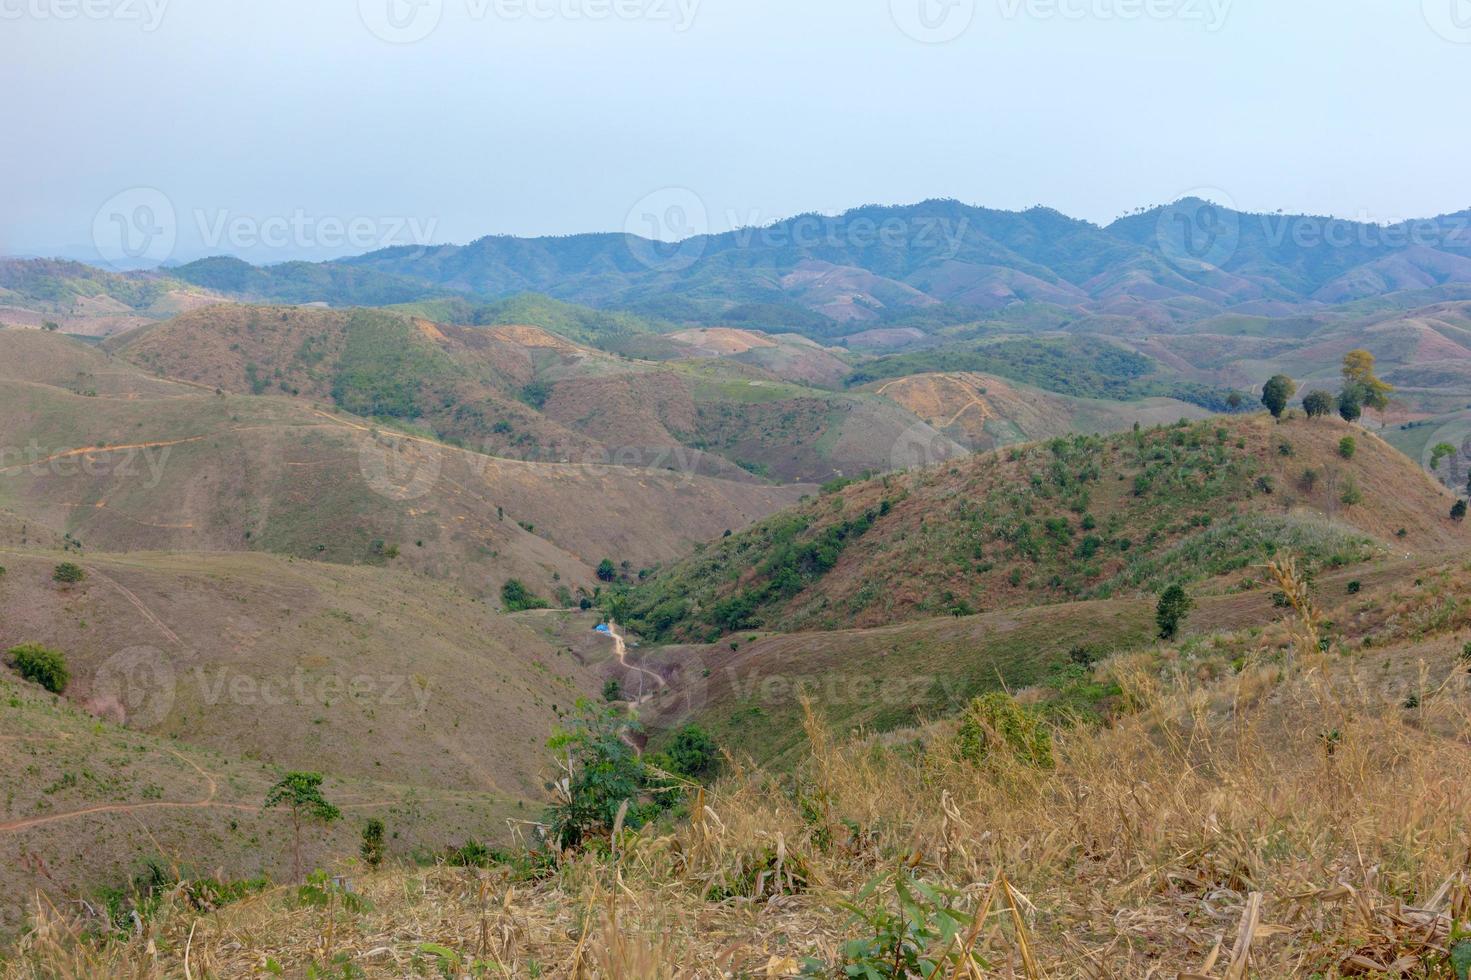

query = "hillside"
[[0, 548, 604, 794], [616, 414, 1462, 641], [0, 259, 221, 337], [107, 304, 969, 483], [0, 328, 804, 600], [0, 671, 535, 934], [184, 199, 1471, 331], [866, 369, 1213, 451], [13, 549, 1471, 976]]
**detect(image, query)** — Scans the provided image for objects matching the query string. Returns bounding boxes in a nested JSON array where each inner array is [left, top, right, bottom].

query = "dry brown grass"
[[8, 572, 1471, 978]]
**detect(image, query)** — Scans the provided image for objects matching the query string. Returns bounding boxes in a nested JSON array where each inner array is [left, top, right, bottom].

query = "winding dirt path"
[[0, 437, 207, 476], [608, 621, 664, 705]]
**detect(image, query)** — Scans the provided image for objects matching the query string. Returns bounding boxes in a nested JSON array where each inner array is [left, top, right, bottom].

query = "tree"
[[360, 818, 386, 868], [1301, 390, 1335, 418], [1454, 499, 1468, 523], [1156, 585, 1193, 640], [8, 644, 68, 693], [1261, 375, 1296, 419], [1337, 388, 1363, 423], [545, 699, 648, 849], [52, 562, 85, 584], [42, 320, 60, 332], [596, 559, 617, 583], [664, 725, 718, 779], [1430, 442, 1457, 470], [1341, 349, 1392, 425], [263, 772, 341, 882], [1338, 436, 1356, 460], [602, 677, 623, 702]]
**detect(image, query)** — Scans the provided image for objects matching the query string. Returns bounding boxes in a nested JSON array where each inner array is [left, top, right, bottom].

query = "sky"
[[3, 0, 1470, 265]]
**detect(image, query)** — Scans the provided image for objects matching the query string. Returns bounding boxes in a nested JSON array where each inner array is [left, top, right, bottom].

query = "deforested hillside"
[[0, 328, 805, 600], [616, 414, 1463, 640], [12, 550, 1471, 976], [0, 548, 600, 795], [0, 669, 536, 932], [106, 303, 969, 483]]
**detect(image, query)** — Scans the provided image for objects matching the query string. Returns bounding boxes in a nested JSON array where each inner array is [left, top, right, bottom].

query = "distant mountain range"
[[150, 198, 1471, 335]]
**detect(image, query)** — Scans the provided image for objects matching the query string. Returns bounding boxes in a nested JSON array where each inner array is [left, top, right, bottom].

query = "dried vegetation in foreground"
[[8, 561, 1471, 978]]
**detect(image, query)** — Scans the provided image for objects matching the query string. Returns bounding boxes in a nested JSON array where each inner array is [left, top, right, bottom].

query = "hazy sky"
[[4, 0, 1469, 264]]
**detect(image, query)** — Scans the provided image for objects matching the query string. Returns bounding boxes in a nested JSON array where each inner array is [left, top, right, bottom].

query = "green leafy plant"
[[1261, 374, 1296, 419], [9, 643, 68, 693], [956, 692, 1053, 769], [545, 699, 650, 849], [1338, 436, 1357, 460], [807, 870, 990, 979], [501, 578, 549, 612], [52, 562, 85, 584], [1156, 584, 1193, 640], [360, 818, 385, 869], [264, 773, 341, 882]]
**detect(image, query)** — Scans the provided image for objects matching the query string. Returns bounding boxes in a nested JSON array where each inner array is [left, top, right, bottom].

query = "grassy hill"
[[0, 259, 221, 338], [615, 414, 1461, 641], [106, 304, 968, 483], [0, 670, 536, 936], [865, 369, 1214, 452], [12, 548, 1471, 975], [0, 328, 804, 601], [0, 548, 600, 795]]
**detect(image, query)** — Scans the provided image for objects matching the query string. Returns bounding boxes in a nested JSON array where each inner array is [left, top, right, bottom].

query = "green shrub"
[[602, 678, 623, 702], [1156, 584, 1193, 640], [1340, 478, 1363, 507], [360, 819, 385, 868], [1338, 436, 1356, 460], [501, 579, 549, 612], [664, 725, 717, 779], [9, 644, 68, 693], [52, 562, 85, 584], [545, 700, 650, 849], [956, 692, 1053, 769]]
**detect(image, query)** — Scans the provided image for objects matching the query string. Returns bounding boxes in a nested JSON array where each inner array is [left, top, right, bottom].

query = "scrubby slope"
[[0, 330, 805, 598], [618, 415, 1461, 640], [0, 548, 599, 795], [0, 673, 529, 937]]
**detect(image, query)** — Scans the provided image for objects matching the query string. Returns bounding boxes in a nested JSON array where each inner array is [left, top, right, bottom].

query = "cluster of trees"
[[1261, 350, 1393, 424]]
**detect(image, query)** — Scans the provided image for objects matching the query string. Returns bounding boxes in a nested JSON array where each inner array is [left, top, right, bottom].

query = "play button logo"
[[359, 0, 443, 43]]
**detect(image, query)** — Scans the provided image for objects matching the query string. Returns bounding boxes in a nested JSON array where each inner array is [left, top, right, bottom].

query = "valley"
[[1, 205, 1469, 977]]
